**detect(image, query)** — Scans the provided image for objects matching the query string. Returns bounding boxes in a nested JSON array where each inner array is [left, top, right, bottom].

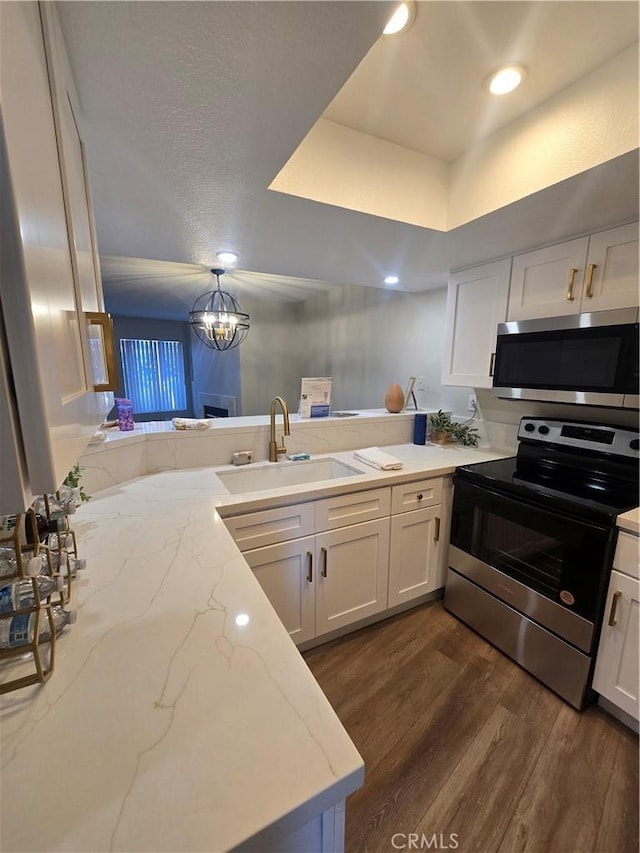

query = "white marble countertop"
[[617, 507, 640, 535], [0, 442, 508, 852], [90, 409, 426, 449]]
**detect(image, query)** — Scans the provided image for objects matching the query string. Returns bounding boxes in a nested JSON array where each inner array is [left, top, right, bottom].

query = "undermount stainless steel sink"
[[218, 457, 363, 494]]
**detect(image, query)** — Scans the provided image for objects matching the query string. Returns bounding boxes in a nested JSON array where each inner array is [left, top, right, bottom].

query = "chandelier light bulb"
[[189, 268, 250, 351]]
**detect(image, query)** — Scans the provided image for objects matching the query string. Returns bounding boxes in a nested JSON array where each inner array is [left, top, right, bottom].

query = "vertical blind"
[[120, 339, 187, 413]]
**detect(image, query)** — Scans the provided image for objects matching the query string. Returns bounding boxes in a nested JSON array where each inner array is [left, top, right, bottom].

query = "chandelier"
[[189, 268, 250, 351]]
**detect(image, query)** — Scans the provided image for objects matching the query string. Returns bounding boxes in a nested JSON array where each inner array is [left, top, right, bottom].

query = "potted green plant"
[[63, 463, 91, 503], [428, 410, 480, 447], [428, 410, 455, 444]]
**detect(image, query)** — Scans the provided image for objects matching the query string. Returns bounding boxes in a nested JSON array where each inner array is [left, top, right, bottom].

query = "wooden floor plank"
[[303, 601, 639, 853], [414, 669, 562, 852], [498, 704, 623, 853], [344, 654, 519, 853], [596, 725, 640, 853], [337, 644, 461, 777], [305, 602, 456, 721]]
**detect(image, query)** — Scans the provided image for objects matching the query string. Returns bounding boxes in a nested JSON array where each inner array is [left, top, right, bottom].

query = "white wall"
[[297, 285, 472, 414], [270, 118, 449, 230], [239, 298, 302, 416], [191, 335, 241, 417]]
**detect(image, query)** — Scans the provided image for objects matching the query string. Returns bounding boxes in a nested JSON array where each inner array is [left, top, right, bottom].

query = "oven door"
[[449, 479, 616, 652]]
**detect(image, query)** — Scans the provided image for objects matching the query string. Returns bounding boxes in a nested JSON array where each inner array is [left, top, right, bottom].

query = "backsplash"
[[77, 411, 419, 494], [476, 389, 640, 454]]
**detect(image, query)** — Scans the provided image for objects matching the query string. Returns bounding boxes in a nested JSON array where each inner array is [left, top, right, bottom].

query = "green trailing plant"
[[428, 410, 455, 433], [452, 422, 480, 447], [428, 410, 480, 447], [64, 463, 91, 502]]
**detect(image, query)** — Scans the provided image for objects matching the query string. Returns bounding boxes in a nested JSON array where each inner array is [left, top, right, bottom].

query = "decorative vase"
[[431, 429, 452, 445], [384, 383, 404, 413]]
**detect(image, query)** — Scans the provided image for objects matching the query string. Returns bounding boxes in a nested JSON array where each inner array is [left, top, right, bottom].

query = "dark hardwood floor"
[[304, 601, 639, 853]]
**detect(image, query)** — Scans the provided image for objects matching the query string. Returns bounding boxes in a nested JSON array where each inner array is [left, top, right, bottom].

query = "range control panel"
[[518, 418, 639, 458]]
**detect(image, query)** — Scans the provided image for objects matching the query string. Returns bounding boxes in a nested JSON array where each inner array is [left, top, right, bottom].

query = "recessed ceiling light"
[[383, 2, 416, 36], [486, 65, 526, 96], [216, 251, 238, 265], [384, 275, 399, 285]]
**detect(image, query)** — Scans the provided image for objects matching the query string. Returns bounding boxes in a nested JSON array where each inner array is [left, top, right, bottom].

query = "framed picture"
[[404, 376, 417, 410]]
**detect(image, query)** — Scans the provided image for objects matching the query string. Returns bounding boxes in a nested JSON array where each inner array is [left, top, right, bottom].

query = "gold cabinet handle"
[[585, 263, 596, 299], [321, 546, 327, 578], [85, 312, 118, 391], [434, 516, 441, 543], [489, 352, 496, 377], [306, 551, 313, 583], [608, 590, 622, 626], [566, 268, 578, 301]]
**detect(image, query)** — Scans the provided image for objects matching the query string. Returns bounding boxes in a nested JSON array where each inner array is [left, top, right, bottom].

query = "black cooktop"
[[455, 452, 639, 525]]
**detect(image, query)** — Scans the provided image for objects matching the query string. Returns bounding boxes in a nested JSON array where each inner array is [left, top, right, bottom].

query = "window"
[[120, 339, 187, 413]]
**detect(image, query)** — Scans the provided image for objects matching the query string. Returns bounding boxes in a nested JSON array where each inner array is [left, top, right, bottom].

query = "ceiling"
[[57, 1, 639, 318], [325, 1, 639, 162]]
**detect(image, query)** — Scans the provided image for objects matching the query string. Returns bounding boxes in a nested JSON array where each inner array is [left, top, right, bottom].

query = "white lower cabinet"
[[227, 477, 448, 646], [243, 518, 390, 643], [388, 507, 441, 607], [243, 536, 316, 644], [593, 531, 640, 723], [315, 518, 390, 635]]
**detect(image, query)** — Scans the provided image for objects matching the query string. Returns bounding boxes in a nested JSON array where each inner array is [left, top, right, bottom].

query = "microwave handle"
[[489, 352, 496, 377]]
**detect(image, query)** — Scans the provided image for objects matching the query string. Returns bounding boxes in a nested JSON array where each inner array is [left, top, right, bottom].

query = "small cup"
[[115, 398, 134, 431]]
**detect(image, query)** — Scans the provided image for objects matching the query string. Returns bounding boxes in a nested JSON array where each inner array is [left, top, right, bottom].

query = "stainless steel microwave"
[[491, 308, 639, 409]]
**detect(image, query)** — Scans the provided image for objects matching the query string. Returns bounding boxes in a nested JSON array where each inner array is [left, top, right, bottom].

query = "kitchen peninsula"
[[0, 411, 507, 852]]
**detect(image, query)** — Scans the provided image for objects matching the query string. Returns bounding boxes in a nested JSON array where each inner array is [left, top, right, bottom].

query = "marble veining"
[[1, 441, 509, 852]]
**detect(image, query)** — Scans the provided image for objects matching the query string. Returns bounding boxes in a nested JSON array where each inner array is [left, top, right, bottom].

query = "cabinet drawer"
[[614, 532, 640, 580], [315, 488, 391, 532], [391, 478, 443, 514], [224, 502, 314, 551]]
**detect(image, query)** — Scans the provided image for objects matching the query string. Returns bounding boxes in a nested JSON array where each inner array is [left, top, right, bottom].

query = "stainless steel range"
[[445, 417, 639, 710]]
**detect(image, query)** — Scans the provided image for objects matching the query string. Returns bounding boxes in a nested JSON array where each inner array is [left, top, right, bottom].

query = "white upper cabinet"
[[0, 2, 114, 508], [508, 224, 639, 321], [507, 237, 590, 321], [581, 223, 639, 312], [441, 258, 511, 388]]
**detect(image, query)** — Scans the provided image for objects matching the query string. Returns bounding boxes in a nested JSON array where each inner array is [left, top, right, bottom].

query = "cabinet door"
[[582, 223, 639, 312], [315, 518, 390, 635], [243, 537, 316, 645], [508, 237, 589, 321], [388, 506, 441, 607], [0, 2, 105, 496], [441, 259, 511, 388], [593, 570, 639, 721], [0, 324, 32, 515]]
